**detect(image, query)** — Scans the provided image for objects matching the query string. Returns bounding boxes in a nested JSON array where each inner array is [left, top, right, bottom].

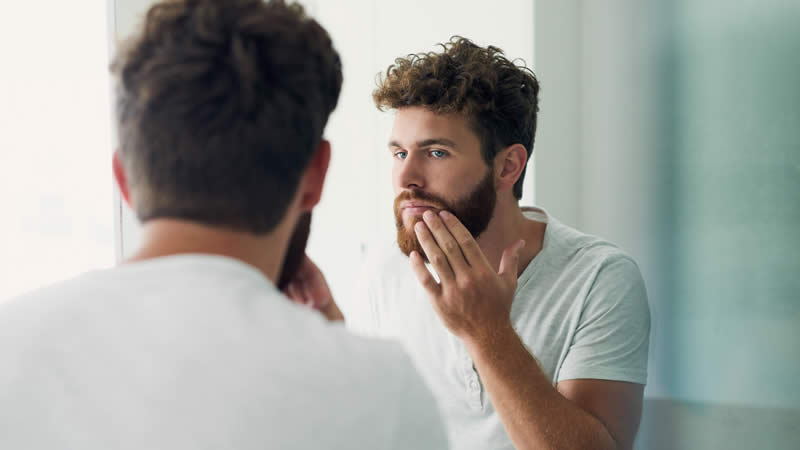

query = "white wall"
[[0, 1, 115, 301], [528, 0, 583, 228]]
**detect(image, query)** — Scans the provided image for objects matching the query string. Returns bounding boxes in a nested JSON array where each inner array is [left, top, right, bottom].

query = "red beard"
[[393, 170, 496, 262]]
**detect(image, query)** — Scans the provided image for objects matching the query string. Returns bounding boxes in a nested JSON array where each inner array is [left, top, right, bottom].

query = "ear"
[[298, 140, 331, 211], [112, 150, 133, 208], [494, 143, 528, 193]]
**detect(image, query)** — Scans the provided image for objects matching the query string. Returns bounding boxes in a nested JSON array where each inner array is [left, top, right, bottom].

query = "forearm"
[[465, 326, 619, 450]]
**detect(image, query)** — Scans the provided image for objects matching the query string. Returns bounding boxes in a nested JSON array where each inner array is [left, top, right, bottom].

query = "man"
[[0, 1, 447, 448], [293, 37, 650, 450]]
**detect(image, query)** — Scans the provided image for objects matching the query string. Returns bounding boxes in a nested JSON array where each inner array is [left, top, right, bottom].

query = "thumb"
[[498, 239, 525, 283]]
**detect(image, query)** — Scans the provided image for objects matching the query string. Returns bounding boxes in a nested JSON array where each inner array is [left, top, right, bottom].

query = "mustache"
[[393, 190, 448, 210]]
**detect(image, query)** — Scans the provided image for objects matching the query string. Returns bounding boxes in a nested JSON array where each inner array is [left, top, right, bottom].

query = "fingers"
[[409, 250, 442, 297], [414, 220, 455, 282], [498, 239, 525, 284], [438, 210, 490, 268], [304, 272, 329, 306], [421, 210, 471, 273], [285, 255, 335, 310], [285, 280, 320, 309], [285, 282, 308, 305], [301, 281, 322, 309]]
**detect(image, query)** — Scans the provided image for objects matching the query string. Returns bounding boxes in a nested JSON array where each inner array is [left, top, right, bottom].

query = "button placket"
[[461, 352, 483, 410], [465, 373, 483, 409]]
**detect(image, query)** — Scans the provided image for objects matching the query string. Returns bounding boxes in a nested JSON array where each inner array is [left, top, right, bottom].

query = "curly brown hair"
[[111, 0, 342, 233], [373, 36, 539, 199]]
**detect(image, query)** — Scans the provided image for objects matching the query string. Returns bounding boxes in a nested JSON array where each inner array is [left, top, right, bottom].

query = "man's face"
[[390, 107, 497, 261]]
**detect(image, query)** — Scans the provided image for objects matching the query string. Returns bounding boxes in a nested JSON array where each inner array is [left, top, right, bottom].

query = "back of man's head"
[[111, 0, 342, 234]]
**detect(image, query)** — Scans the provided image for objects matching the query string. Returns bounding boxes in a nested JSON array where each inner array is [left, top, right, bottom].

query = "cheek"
[[433, 165, 469, 190], [390, 160, 416, 192], [391, 165, 401, 193]]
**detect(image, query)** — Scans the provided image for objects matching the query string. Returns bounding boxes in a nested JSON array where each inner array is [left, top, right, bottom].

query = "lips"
[[400, 202, 440, 217], [403, 206, 438, 215], [400, 201, 439, 210]]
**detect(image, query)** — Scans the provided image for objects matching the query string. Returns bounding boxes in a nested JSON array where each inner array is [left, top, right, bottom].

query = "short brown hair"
[[373, 36, 539, 199], [112, 0, 342, 233]]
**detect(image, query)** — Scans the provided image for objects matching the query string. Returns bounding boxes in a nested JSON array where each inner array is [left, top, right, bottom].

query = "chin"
[[403, 217, 422, 231]]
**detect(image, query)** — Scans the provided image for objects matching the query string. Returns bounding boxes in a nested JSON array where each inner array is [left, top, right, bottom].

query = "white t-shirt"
[[341, 208, 651, 450], [0, 254, 448, 450]]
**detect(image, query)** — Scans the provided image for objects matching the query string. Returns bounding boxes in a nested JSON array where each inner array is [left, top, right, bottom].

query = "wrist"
[[463, 320, 517, 357]]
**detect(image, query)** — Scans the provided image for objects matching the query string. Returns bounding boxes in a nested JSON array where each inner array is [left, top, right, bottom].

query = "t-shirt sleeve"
[[557, 255, 651, 384]]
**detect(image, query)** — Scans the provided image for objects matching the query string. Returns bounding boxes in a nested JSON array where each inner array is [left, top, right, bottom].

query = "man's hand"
[[282, 255, 344, 321], [410, 210, 524, 345]]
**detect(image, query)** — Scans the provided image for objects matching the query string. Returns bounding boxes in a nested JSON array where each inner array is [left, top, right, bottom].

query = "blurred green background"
[[535, 0, 799, 448]]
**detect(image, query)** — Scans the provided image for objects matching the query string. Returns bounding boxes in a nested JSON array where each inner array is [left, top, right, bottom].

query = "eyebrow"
[[388, 138, 458, 150]]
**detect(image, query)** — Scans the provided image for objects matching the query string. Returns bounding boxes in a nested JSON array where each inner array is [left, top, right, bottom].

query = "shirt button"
[[469, 380, 480, 390]]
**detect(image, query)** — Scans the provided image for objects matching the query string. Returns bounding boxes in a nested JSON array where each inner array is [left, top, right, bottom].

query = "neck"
[[124, 219, 290, 284], [475, 199, 546, 276]]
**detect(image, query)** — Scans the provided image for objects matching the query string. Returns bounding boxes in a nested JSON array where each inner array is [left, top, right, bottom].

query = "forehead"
[[390, 107, 481, 150]]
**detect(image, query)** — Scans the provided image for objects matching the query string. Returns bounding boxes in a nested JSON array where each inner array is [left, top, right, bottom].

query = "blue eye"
[[394, 151, 408, 160], [430, 150, 447, 158]]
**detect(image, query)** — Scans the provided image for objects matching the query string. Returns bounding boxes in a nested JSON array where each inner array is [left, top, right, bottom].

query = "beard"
[[277, 211, 312, 290], [394, 170, 496, 262]]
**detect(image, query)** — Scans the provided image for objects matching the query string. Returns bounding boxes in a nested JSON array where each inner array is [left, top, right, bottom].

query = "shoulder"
[[316, 321, 424, 391], [544, 216, 642, 277], [355, 335, 448, 447], [533, 216, 649, 317], [0, 270, 105, 331], [305, 324, 448, 447]]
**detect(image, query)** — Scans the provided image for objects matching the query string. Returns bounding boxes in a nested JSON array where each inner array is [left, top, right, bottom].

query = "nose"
[[395, 151, 425, 191]]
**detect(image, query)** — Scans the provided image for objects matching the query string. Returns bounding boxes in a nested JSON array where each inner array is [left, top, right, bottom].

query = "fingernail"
[[439, 210, 451, 218]]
